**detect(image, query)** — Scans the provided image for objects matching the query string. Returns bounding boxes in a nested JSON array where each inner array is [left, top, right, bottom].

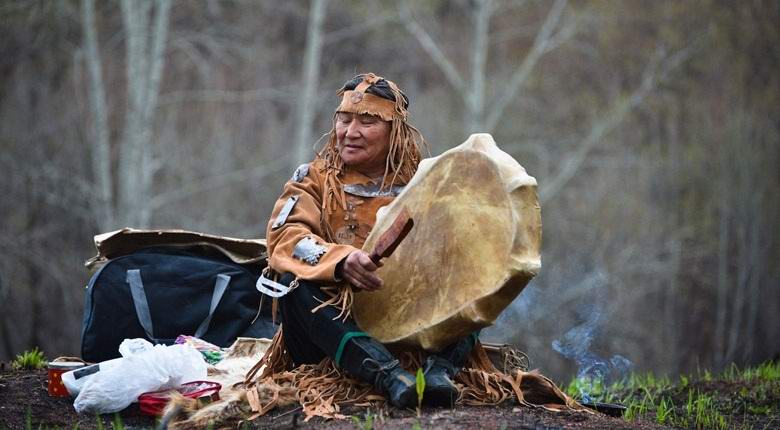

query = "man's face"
[[335, 112, 391, 176]]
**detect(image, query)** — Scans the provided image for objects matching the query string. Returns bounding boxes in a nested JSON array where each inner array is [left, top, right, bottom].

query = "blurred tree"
[[293, 0, 328, 167], [0, 0, 777, 380], [82, 0, 172, 229], [400, 0, 573, 134]]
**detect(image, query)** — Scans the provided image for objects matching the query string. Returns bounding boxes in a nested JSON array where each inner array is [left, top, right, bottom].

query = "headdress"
[[316, 73, 427, 241], [335, 73, 408, 122]]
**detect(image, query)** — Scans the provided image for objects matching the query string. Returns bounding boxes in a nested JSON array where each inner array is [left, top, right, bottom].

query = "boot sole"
[[424, 386, 457, 408], [391, 389, 419, 409]]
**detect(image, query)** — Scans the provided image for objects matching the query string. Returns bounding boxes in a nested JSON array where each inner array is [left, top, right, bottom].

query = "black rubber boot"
[[422, 355, 459, 407], [422, 332, 479, 407], [340, 336, 418, 409]]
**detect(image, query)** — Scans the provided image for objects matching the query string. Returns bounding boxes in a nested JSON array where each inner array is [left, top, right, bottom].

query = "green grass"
[[566, 360, 779, 429], [16, 409, 125, 430], [741, 361, 780, 382], [565, 375, 612, 402], [654, 396, 674, 425], [621, 387, 734, 429], [12, 347, 47, 370], [352, 411, 374, 430], [111, 414, 124, 430], [686, 391, 728, 430], [416, 367, 426, 413]]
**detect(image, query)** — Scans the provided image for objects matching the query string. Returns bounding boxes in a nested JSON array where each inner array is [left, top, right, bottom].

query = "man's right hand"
[[339, 250, 383, 291]]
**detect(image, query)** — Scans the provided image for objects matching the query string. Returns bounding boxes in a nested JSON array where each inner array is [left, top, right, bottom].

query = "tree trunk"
[[118, 0, 171, 227], [81, 0, 115, 231], [293, 0, 328, 167], [714, 177, 730, 368], [466, 0, 491, 134], [484, 0, 569, 131], [403, 0, 570, 137]]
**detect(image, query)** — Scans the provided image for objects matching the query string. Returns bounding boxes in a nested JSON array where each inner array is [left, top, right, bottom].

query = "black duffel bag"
[[81, 245, 276, 362]]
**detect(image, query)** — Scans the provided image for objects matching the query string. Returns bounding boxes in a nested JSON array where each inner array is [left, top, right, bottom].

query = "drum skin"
[[354, 134, 541, 351]]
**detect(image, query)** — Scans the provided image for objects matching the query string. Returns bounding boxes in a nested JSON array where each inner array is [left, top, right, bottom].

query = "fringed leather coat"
[[266, 159, 403, 282]]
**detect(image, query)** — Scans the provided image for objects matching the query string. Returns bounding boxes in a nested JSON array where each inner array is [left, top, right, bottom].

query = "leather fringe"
[[237, 340, 589, 422], [311, 284, 354, 321]]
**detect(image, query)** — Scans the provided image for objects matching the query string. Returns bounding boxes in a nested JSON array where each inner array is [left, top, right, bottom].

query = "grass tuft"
[[112, 414, 124, 430], [416, 367, 426, 415], [655, 397, 674, 425], [12, 348, 47, 370], [567, 360, 778, 429], [351, 411, 374, 430]]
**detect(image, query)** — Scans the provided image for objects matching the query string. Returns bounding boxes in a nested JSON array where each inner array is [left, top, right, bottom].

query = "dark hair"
[[341, 74, 410, 109]]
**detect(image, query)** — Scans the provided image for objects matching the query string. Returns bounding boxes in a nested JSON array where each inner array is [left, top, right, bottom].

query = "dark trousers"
[[278, 274, 363, 366], [278, 274, 478, 369]]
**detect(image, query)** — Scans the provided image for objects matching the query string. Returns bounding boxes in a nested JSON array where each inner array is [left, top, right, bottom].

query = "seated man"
[[263, 73, 477, 408]]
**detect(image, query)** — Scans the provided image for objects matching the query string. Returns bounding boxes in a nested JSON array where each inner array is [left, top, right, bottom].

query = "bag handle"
[[126, 269, 157, 342], [194, 274, 230, 338], [126, 269, 230, 343]]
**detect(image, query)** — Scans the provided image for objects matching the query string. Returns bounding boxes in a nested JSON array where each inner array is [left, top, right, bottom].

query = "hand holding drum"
[[341, 250, 384, 291], [340, 207, 414, 292]]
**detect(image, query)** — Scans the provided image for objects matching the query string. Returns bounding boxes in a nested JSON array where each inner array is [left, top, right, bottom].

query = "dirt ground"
[[0, 366, 661, 430], [0, 365, 777, 429]]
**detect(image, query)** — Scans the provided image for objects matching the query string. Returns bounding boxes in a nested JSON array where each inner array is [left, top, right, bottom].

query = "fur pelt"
[[164, 390, 251, 430]]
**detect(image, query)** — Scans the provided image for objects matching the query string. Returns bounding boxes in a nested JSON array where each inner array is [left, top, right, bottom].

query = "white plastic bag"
[[73, 338, 207, 414], [118, 338, 155, 356], [64, 339, 154, 398], [62, 357, 123, 397]]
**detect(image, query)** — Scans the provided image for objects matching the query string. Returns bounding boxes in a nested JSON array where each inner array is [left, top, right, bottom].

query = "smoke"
[[552, 306, 632, 403], [483, 267, 633, 402], [481, 283, 539, 342]]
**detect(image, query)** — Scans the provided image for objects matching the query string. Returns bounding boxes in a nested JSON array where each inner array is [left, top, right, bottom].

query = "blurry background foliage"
[[0, 0, 777, 382]]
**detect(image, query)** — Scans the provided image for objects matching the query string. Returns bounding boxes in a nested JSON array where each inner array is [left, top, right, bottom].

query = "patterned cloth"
[[174, 335, 225, 365]]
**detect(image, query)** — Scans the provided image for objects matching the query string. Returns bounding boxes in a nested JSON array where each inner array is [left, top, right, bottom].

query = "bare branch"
[[168, 31, 235, 65], [158, 87, 294, 105], [323, 13, 396, 45], [485, 0, 569, 131], [544, 11, 579, 52], [148, 161, 291, 211], [399, 1, 466, 96], [539, 45, 697, 203]]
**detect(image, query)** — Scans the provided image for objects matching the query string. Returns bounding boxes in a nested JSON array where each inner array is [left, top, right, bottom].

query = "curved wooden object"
[[353, 134, 541, 351]]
